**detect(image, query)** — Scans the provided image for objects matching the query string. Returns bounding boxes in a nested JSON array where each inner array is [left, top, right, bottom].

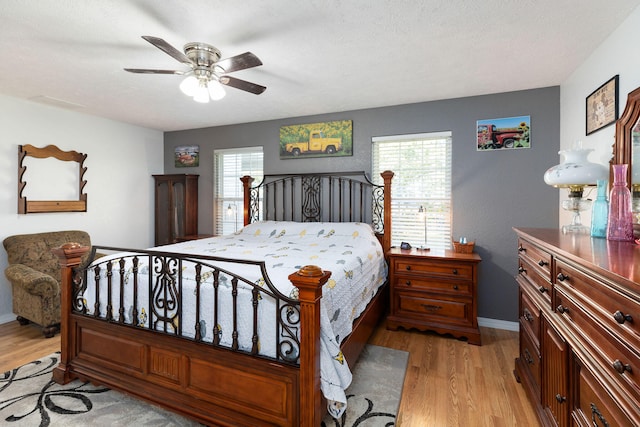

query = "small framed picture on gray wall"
[[477, 115, 530, 151], [586, 75, 619, 135], [174, 145, 199, 167]]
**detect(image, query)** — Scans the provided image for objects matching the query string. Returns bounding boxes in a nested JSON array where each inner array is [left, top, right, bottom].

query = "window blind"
[[372, 132, 452, 250], [214, 147, 263, 235]]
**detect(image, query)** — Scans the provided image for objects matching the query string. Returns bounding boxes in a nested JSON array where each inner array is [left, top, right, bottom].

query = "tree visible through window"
[[214, 147, 263, 235], [372, 132, 452, 250]]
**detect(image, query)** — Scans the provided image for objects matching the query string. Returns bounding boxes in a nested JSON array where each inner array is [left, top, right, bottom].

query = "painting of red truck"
[[477, 115, 530, 150]]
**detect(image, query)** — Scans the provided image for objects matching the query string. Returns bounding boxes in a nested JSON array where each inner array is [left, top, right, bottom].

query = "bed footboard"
[[52, 243, 330, 427]]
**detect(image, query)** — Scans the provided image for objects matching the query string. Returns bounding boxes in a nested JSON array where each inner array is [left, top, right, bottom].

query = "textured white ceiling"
[[1, 0, 639, 131]]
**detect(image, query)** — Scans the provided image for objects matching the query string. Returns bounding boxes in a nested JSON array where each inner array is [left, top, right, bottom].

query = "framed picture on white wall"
[[586, 75, 619, 135]]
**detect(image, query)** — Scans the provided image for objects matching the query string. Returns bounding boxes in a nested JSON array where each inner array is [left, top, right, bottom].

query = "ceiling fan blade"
[[220, 75, 266, 94], [141, 35, 192, 66], [216, 52, 262, 73], [124, 68, 185, 75]]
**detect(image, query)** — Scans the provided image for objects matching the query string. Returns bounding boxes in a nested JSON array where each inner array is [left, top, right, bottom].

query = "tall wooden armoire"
[[153, 174, 199, 246]]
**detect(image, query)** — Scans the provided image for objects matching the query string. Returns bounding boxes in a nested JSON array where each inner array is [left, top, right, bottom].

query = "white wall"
[[0, 95, 164, 324], [559, 6, 640, 227]]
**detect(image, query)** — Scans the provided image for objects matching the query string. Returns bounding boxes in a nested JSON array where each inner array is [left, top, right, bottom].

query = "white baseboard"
[[0, 313, 16, 325], [478, 317, 519, 331]]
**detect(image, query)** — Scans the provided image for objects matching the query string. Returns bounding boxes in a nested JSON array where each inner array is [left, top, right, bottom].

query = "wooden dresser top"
[[514, 227, 640, 289]]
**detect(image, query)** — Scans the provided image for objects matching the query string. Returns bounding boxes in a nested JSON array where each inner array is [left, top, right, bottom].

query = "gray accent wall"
[[164, 86, 560, 322]]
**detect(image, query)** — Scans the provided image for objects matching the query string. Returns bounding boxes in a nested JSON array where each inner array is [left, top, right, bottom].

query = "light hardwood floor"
[[0, 321, 539, 426], [0, 321, 61, 373], [369, 325, 540, 426]]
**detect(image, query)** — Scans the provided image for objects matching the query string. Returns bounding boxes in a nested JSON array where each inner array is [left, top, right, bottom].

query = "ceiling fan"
[[124, 36, 266, 103]]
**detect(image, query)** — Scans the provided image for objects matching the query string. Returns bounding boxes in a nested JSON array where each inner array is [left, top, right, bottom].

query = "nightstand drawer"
[[395, 292, 472, 325], [393, 258, 473, 280], [392, 274, 471, 295]]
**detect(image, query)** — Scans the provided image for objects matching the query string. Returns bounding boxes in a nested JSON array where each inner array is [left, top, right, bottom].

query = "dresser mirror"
[[613, 86, 640, 237]]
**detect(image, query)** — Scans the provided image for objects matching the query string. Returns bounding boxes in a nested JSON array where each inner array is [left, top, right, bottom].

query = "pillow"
[[239, 221, 375, 239]]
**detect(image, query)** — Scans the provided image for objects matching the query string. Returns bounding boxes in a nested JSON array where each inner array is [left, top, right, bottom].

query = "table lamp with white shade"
[[544, 144, 609, 234]]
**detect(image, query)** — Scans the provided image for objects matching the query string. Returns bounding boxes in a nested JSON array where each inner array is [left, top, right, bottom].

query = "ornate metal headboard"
[[241, 171, 394, 252]]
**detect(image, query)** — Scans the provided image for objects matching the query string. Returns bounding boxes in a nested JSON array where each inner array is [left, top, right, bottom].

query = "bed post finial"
[[240, 175, 254, 226], [288, 266, 331, 427], [380, 170, 394, 254], [51, 242, 90, 385]]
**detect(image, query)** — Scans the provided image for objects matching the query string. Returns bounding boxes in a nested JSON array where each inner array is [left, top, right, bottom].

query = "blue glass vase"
[[590, 179, 608, 237]]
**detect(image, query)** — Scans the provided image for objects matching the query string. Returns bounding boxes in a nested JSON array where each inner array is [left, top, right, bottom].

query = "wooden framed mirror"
[[613, 86, 640, 236], [613, 86, 640, 185]]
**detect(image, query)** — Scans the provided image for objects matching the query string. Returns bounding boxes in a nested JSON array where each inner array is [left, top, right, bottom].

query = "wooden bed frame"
[[51, 170, 393, 427]]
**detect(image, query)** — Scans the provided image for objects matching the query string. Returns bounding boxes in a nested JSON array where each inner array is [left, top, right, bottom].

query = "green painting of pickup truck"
[[280, 120, 353, 158]]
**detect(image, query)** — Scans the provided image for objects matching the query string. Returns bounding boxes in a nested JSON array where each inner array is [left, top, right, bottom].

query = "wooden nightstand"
[[175, 234, 215, 242], [386, 247, 482, 345]]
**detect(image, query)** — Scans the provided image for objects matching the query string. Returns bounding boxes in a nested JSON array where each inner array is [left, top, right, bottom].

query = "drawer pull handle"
[[538, 286, 548, 294], [523, 348, 533, 365], [555, 394, 566, 403], [557, 272, 568, 282], [556, 305, 569, 314], [613, 310, 633, 324], [422, 304, 442, 312], [523, 308, 534, 322], [518, 245, 526, 252], [518, 266, 526, 274], [612, 359, 632, 374], [405, 280, 411, 286], [538, 259, 549, 267], [590, 403, 610, 427], [405, 265, 411, 271], [452, 268, 458, 275], [453, 284, 458, 290]]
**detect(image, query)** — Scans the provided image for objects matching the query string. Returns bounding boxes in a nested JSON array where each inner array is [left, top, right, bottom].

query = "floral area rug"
[[1, 345, 408, 427]]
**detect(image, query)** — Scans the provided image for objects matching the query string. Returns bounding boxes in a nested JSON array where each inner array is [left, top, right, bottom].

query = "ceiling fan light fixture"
[[208, 79, 226, 100], [179, 75, 198, 96], [125, 36, 265, 101], [193, 79, 210, 103]]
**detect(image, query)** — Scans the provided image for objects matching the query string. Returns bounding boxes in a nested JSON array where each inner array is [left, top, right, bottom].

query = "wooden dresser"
[[386, 247, 482, 345], [514, 228, 640, 427]]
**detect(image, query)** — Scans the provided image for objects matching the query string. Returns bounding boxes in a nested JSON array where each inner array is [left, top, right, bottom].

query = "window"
[[214, 147, 263, 235], [372, 132, 452, 250]]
